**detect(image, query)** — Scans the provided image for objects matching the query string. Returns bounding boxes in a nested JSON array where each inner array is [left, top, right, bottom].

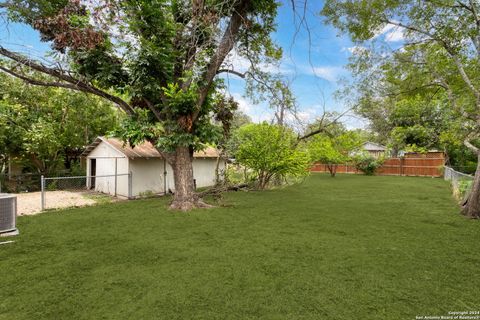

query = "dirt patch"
[[15, 191, 98, 216]]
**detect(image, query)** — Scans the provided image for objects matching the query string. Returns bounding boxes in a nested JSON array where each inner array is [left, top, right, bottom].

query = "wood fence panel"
[[311, 155, 445, 177]]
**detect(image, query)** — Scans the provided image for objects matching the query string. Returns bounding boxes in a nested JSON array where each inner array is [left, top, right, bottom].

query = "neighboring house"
[[81, 137, 225, 198], [361, 142, 387, 158]]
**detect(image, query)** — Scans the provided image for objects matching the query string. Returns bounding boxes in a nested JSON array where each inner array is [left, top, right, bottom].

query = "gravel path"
[[15, 191, 97, 216]]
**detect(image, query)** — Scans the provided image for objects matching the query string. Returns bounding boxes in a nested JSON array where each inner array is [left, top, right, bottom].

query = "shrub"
[[354, 155, 383, 176], [234, 123, 310, 189], [224, 165, 256, 185], [458, 180, 473, 200], [138, 190, 156, 198], [463, 161, 477, 175]]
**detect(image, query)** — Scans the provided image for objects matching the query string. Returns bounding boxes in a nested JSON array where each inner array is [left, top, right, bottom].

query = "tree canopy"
[[0, 0, 284, 210], [0, 71, 119, 175], [322, 0, 480, 217], [308, 129, 363, 177]]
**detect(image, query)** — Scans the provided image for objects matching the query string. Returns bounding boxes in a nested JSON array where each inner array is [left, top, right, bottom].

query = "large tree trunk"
[[169, 146, 196, 210], [461, 152, 480, 218], [169, 146, 211, 211]]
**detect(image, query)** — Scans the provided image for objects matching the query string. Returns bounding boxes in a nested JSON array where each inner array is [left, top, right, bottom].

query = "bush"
[[234, 123, 310, 189], [354, 155, 383, 176], [463, 161, 477, 175], [224, 165, 256, 185], [458, 180, 473, 200], [138, 190, 156, 198]]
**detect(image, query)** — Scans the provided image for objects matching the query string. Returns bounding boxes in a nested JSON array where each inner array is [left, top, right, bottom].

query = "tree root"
[[460, 199, 480, 219], [198, 183, 249, 197], [169, 196, 214, 211], [168, 184, 249, 211]]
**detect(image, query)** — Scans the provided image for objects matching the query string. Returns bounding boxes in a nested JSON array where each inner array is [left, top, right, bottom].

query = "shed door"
[[90, 159, 96, 189]]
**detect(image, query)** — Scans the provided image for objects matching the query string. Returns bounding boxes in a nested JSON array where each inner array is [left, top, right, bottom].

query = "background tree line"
[[0, 71, 119, 179], [322, 0, 480, 218]]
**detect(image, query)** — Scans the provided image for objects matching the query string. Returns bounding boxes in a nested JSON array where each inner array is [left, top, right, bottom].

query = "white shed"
[[81, 137, 225, 198]]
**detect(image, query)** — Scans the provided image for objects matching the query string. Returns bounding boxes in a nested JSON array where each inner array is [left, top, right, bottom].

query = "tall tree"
[[348, 43, 475, 163], [0, 0, 281, 210], [322, 0, 480, 218], [0, 71, 119, 175]]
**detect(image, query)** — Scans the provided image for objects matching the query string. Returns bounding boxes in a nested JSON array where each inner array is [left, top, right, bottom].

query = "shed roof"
[[362, 141, 387, 151], [81, 137, 220, 159]]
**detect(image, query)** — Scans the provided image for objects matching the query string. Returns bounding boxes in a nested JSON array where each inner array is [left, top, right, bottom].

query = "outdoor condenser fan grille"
[[0, 193, 17, 234]]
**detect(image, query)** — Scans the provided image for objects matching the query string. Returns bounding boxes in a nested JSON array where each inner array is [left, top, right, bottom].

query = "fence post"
[[128, 171, 132, 199], [114, 158, 118, 197], [164, 160, 167, 196], [41, 175, 45, 211]]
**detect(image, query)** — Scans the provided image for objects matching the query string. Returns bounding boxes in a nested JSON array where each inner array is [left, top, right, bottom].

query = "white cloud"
[[253, 112, 275, 123], [285, 108, 318, 123], [385, 29, 404, 42], [223, 51, 250, 73], [309, 66, 344, 82], [343, 116, 368, 130], [373, 23, 395, 39], [372, 21, 404, 42], [342, 45, 368, 55], [221, 48, 295, 76], [229, 92, 275, 123], [230, 93, 252, 114]]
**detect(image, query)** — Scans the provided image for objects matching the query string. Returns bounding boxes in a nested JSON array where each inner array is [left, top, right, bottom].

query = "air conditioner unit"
[[0, 193, 18, 235]]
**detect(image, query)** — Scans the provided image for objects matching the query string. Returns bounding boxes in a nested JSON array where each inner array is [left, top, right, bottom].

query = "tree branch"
[[216, 68, 248, 78], [142, 97, 163, 121], [0, 65, 90, 91], [383, 82, 448, 97], [296, 107, 354, 142], [381, 18, 480, 118], [449, 52, 480, 106], [465, 138, 480, 154], [381, 19, 438, 42], [194, 0, 250, 120], [0, 46, 135, 115]]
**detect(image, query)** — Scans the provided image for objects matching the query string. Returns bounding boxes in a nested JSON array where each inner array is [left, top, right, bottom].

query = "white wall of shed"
[[85, 141, 129, 197], [88, 141, 125, 158], [192, 158, 225, 188], [89, 157, 129, 197], [129, 158, 166, 196], [129, 158, 224, 195]]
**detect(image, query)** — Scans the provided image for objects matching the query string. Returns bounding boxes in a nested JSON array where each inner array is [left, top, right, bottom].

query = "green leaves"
[[353, 154, 384, 176], [234, 123, 310, 188], [308, 130, 363, 166], [323, 0, 480, 167], [0, 72, 119, 174], [162, 83, 198, 115], [2, 0, 283, 167], [114, 108, 161, 148]]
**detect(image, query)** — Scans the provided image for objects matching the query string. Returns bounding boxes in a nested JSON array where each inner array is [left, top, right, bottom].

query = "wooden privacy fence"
[[311, 155, 445, 177]]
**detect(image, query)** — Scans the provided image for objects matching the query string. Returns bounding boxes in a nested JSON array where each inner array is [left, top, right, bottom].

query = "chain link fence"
[[444, 166, 474, 202], [0, 173, 42, 193], [41, 173, 132, 211]]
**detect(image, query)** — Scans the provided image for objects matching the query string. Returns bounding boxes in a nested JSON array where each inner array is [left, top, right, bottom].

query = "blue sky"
[[221, 0, 358, 127], [0, 1, 405, 130]]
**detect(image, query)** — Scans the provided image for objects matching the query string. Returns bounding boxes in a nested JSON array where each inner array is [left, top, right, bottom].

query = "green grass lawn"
[[1, 174, 479, 319]]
